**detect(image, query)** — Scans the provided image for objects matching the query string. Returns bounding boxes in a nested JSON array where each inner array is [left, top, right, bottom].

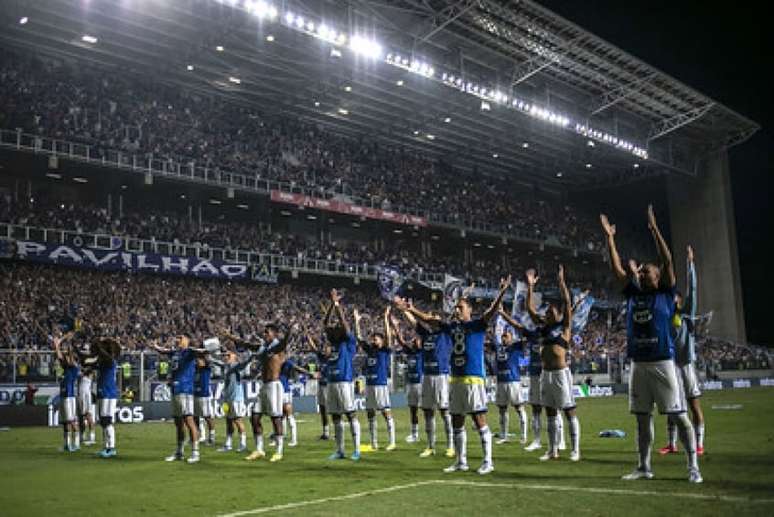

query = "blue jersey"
[[61, 364, 79, 398], [327, 333, 357, 383], [446, 318, 488, 380], [624, 282, 677, 362], [524, 329, 542, 376], [316, 352, 329, 387], [418, 325, 451, 375], [171, 348, 197, 395], [280, 360, 295, 393], [97, 359, 118, 399], [194, 365, 212, 398], [364, 346, 391, 386], [495, 343, 522, 383], [405, 347, 423, 384]]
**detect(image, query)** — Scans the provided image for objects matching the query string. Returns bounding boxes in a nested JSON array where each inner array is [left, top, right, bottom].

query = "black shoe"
[[319, 434, 330, 440]]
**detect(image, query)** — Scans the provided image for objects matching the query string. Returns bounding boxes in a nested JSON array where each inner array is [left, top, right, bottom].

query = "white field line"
[[216, 478, 774, 516]]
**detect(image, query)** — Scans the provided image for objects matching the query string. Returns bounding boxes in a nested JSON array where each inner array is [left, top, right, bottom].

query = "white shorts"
[[678, 363, 702, 399], [629, 360, 687, 414], [496, 381, 525, 407], [528, 375, 542, 406], [449, 381, 488, 415], [195, 396, 213, 418], [365, 385, 391, 411], [317, 383, 328, 407], [406, 383, 422, 407], [60, 397, 77, 423], [260, 380, 284, 418], [78, 391, 93, 415], [173, 393, 195, 418], [283, 391, 292, 406], [421, 374, 449, 410], [326, 381, 356, 415], [98, 398, 117, 422], [227, 400, 247, 419], [540, 368, 576, 410]]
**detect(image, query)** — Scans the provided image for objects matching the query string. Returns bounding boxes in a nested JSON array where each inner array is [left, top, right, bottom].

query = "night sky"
[[540, 0, 771, 345]]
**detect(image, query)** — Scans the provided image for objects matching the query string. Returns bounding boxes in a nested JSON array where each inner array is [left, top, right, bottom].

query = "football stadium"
[[0, 1, 771, 515]]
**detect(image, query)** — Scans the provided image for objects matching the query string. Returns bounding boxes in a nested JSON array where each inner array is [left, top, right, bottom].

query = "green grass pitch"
[[2, 388, 773, 516]]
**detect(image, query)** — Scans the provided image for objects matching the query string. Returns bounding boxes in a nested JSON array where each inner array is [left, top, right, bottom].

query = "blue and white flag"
[[376, 266, 404, 302], [511, 280, 541, 331], [571, 289, 595, 334], [443, 274, 465, 315]]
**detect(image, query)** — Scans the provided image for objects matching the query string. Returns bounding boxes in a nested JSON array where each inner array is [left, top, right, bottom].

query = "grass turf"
[[1, 388, 773, 516]]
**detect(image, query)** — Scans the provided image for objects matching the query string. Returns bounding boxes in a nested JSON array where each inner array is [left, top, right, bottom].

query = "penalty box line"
[[217, 479, 774, 516]]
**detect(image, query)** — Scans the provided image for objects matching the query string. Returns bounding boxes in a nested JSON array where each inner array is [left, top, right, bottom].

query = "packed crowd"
[[0, 195, 606, 290], [0, 49, 609, 251]]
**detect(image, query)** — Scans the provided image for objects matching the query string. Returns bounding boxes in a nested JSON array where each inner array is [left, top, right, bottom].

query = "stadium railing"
[[0, 128, 593, 253]]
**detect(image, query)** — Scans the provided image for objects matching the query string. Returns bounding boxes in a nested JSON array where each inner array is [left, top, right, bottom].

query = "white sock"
[[335, 420, 345, 454], [410, 423, 418, 438], [636, 413, 654, 472], [255, 433, 264, 452], [283, 417, 288, 437], [557, 415, 565, 447], [453, 427, 467, 465], [368, 417, 378, 447], [696, 422, 705, 449], [675, 413, 699, 471], [667, 417, 678, 447], [531, 409, 542, 444], [209, 429, 216, 441], [288, 415, 297, 443], [517, 406, 528, 442], [547, 415, 558, 454], [499, 410, 509, 438], [425, 414, 436, 449], [192, 439, 199, 453], [199, 421, 205, 439], [73, 431, 80, 448], [89, 430, 95, 442], [276, 434, 284, 455], [350, 418, 361, 454], [239, 432, 246, 448], [65, 430, 71, 449], [443, 413, 453, 450], [106, 425, 116, 449], [479, 425, 492, 464], [322, 424, 330, 436], [386, 416, 395, 446], [225, 433, 233, 449], [568, 415, 580, 454]]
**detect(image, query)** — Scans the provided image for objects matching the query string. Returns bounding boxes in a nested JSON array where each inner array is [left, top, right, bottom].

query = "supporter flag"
[[376, 266, 404, 301], [571, 289, 595, 334], [203, 337, 221, 353], [494, 313, 517, 346], [511, 280, 540, 331], [442, 274, 465, 315]]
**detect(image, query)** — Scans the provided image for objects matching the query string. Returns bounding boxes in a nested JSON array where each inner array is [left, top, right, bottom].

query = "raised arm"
[[393, 296, 442, 325], [53, 335, 66, 364], [684, 245, 697, 319], [353, 308, 365, 343], [149, 339, 174, 355], [497, 309, 525, 331], [524, 269, 543, 326], [483, 275, 512, 324], [647, 204, 676, 288], [330, 289, 351, 335], [600, 214, 628, 287], [305, 333, 319, 353], [383, 307, 392, 348], [557, 265, 573, 338]]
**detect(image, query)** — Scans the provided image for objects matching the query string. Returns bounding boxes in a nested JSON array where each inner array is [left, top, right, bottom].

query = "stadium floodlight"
[[492, 153, 499, 158], [266, 35, 274, 42], [396, 80, 404, 86], [73, 177, 88, 183], [186, 65, 194, 71], [442, 72, 448, 81], [330, 48, 342, 58], [237, 204, 249, 209], [633, 163, 640, 168], [284, 11, 294, 24], [337, 108, 349, 115], [294, 16, 304, 28], [480, 101, 491, 111], [19, 17, 28, 25], [426, 134, 435, 140], [216, 45, 224, 52], [81, 35, 98, 44], [585, 163, 593, 169], [522, 142, 530, 149], [587, 140, 595, 147], [444, 117, 451, 123], [228, 76, 241, 84], [209, 199, 222, 204], [344, 85, 352, 92], [556, 172, 563, 178], [314, 101, 320, 107], [306, 21, 315, 32], [350, 35, 382, 59]]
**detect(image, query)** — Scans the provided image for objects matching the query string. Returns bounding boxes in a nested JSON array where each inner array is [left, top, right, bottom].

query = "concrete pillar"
[[667, 149, 746, 343]]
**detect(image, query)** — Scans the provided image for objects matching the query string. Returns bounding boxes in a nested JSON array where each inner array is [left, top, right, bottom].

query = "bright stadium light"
[[284, 11, 294, 24], [81, 35, 98, 44], [337, 108, 349, 115], [349, 35, 382, 58], [443, 117, 451, 123], [228, 76, 241, 84], [480, 101, 491, 111], [426, 134, 435, 140], [344, 85, 352, 92], [330, 48, 342, 58], [266, 35, 274, 42], [396, 80, 404, 86], [294, 16, 304, 28], [216, 45, 224, 52], [522, 142, 530, 149], [314, 101, 320, 107], [186, 65, 194, 71], [19, 17, 28, 25]]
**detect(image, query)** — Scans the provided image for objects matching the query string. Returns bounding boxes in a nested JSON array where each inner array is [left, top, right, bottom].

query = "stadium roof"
[[0, 0, 760, 189]]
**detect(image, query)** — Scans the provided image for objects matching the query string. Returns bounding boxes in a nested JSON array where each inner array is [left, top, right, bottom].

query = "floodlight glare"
[[19, 17, 28, 25], [81, 35, 98, 44], [349, 35, 383, 59]]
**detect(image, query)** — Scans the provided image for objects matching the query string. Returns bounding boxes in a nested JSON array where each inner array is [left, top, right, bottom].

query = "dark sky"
[[539, 0, 771, 344]]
